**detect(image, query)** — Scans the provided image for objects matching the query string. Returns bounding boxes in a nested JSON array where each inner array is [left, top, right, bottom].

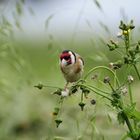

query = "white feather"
[[69, 51, 75, 64]]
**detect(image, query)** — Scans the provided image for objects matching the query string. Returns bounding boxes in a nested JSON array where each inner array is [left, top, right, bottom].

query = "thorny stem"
[[84, 66, 120, 87]]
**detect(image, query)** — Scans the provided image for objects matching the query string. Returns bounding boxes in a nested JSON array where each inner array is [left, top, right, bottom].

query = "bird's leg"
[[64, 82, 69, 90]]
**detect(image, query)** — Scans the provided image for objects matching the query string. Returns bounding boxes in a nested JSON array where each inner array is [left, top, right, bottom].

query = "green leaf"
[[124, 103, 136, 117], [131, 109, 140, 120]]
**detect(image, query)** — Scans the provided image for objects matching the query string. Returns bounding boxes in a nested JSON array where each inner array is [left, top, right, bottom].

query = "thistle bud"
[[55, 119, 62, 128], [129, 20, 135, 30], [119, 20, 124, 30], [53, 107, 60, 116], [79, 102, 85, 111], [70, 85, 78, 94], [53, 88, 62, 96], [103, 76, 110, 83], [34, 83, 43, 90], [107, 44, 115, 51], [128, 75, 134, 84], [91, 74, 98, 80], [120, 86, 127, 95], [113, 60, 123, 69], [90, 99, 96, 105]]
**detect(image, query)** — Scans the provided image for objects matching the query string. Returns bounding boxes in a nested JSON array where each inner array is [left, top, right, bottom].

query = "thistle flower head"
[[103, 76, 110, 83]]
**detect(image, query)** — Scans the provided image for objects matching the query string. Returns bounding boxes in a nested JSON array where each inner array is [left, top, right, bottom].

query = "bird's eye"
[[64, 56, 70, 60]]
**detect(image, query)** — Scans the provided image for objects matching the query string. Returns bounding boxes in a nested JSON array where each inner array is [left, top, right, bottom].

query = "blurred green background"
[[0, 0, 140, 140]]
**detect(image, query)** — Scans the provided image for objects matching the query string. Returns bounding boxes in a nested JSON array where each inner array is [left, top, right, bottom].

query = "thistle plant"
[[35, 20, 140, 140]]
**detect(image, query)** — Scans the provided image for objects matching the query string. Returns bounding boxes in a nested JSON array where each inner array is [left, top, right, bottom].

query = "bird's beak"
[[61, 59, 68, 66]]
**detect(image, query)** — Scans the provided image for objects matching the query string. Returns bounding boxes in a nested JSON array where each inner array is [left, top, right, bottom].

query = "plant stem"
[[108, 82, 115, 92], [124, 32, 130, 55], [57, 97, 64, 117], [128, 83, 133, 105], [43, 85, 61, 89], [87, 84, 110, 94], [122, 111, 135, 139], [84, 66, 120, 87], [133, 64, 140, 80], [78, 84, 113, 102], [81, 92, 84, 102]]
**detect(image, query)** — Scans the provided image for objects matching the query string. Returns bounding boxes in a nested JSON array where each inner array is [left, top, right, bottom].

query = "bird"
[[59, 50, 84, 90]]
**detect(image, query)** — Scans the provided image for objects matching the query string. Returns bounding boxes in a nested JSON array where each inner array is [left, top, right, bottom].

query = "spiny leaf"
[[127, 109, 140, 120], [124, 103, 136, 117]]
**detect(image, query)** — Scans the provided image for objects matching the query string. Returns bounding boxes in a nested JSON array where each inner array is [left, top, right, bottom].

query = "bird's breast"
[[60, 62, 83, 82]]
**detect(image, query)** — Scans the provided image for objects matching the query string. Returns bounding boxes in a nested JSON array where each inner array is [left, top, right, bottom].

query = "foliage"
[[35, 20, 140, 140]]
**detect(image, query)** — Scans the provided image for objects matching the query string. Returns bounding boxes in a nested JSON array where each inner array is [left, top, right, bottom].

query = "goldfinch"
[[60, 50, 84, 89]]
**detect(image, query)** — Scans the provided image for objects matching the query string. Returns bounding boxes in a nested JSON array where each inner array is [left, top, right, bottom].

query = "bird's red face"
[[60, 51, 72, 65]]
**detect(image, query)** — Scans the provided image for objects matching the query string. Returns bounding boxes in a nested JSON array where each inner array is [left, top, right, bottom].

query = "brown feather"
[[74, 57, 83, 73]]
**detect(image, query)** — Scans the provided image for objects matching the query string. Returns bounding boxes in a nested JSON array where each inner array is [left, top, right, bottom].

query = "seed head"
[[103, 76, 110, 83], [90, 99, 96, 105], [128, 75, 134, 84], [91, 74, 98, 80], [79, 102, 86, 111], [34, 83, 43, 90], [120, 86, 128, 95], [55, 119, 62, 128]]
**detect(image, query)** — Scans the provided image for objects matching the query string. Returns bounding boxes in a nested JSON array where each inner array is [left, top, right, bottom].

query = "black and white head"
[[60, 50, 76, 66]]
